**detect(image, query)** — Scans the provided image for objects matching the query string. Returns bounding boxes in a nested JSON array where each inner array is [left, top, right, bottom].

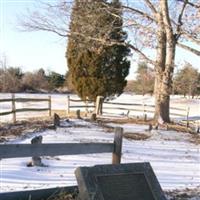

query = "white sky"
[[0, 0, 200, 79]]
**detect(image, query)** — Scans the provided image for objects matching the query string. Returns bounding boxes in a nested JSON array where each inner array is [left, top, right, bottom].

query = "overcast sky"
[[1, 0, 200, 79]]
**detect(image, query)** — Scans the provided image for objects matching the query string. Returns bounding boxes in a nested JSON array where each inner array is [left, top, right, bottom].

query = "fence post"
[[12, 93, 16, 123], [186, 107, 190, 128], [48, 96, 51, 117], [85, 96, 89, 116], [67, 95, 70, 116], [95, 96, 104, 115], [112, 127, 123, 164]]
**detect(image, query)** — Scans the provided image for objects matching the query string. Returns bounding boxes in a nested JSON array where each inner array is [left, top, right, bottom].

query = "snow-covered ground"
[[0, 119, 199, 194], [0, 93, 199, 124]]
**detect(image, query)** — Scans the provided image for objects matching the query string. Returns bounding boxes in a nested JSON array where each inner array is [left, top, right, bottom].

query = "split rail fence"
[[0, 127, 123, 200], [103, 101, 187, 118], [67, 96, 188, 121], [66, 96, 95, 116], [0, 94, 189, 124], [0, 94, 51, 123]]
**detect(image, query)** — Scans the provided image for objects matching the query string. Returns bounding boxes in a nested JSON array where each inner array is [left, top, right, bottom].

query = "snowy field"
[[0, 93, 199, 124], [0, 118, 200, 194], [0, 93, 200, 197]]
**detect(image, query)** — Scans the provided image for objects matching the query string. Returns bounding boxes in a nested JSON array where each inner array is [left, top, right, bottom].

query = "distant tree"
[[124, 80, 135, 93], [22, 69, 49, 91], [66, 0, 130, 101], [47, 71, 65, 89], [0, 67, 22, 92], [64, 71, 75, 92], [174, 63, 199, 98], [133, 62, 155, 95], [20, 0, 200, 123]]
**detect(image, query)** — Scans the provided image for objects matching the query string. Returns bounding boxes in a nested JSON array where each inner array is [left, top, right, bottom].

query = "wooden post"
[[186, 107, 190, 128], [85, 96, 89, 116], [143, 102, 147, 121], [67, 95, 70, 116], [11, 94, 16, 123], [48, 96, 51, 117], [95, 96, 104, 115], [112, 127, 123, 164]]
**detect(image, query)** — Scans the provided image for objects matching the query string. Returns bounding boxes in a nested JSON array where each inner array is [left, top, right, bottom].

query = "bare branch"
[[186, 0, 200, 8], [181, 31, 200, 45], [177, 42, 200, 56], [127, 43, 155, 65], [175, 0, 188, 40], [144, 0, 157, 14], [122, 5, 156, 22]]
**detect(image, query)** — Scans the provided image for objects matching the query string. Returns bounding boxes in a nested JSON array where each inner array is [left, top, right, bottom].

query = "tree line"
[[0, 67, 66, 93], [18, 0, 200, 123], [125, 62, 200, 98]]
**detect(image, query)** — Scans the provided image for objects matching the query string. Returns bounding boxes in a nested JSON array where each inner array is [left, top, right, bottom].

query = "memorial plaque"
[[75, 162, 167, 200]]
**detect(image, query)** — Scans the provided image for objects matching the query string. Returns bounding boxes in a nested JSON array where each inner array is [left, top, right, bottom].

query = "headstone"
[[76, 110, 81, 119], [54, 113, 60, 127], [90, 113, 96, 121], [27, 136, 45, 167], [75, 162, 166, 200], [149, 124, 153, 131]]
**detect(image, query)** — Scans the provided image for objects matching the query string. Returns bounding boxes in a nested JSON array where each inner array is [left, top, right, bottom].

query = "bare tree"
[[19, 0, 200, 123]]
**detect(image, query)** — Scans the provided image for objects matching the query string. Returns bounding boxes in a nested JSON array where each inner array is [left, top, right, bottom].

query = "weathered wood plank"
[[104, 102, 143, 106], [170, 107, 186, 111], [0, 111, 13, 116], [112, 127, 123, 164], [70, 105, 95, 108], [0, 186, 78, 200], [0, 143, 114, 159], [70, 99, 84, 102], [14, 98, 49, 102], [15, 108, 49, 112], [103, 106, 154, 113], [0, 98, 12, 102]]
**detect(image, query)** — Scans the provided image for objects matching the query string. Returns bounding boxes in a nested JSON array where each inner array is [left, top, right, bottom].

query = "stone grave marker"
[[75, 162, 166, 200]]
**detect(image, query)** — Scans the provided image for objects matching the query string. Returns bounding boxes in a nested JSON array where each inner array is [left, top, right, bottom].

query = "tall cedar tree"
[[66, 0, 130, 101]]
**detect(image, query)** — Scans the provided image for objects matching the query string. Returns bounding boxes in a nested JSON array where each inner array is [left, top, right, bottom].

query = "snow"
[[0, 93, 199, 123], [0, 93, 199, 195], [0, 119, 200, 193]]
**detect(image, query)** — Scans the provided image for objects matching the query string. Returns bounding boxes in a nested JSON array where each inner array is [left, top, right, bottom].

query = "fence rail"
[[67, 96, 95, 116], [0, 127, 123, 162], [0, 143, 114, 159], [1, 94, 190, 123], [103, 100, 187, 119], [0, 127, 123, 199], [0, 94, 51, 123]]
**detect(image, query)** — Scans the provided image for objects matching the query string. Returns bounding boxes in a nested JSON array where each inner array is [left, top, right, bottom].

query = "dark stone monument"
[[90, 113, 97, 122], [75, 162, 166, 200], [54, 113, 60, 127], [27, 135, 45, 167], [76, 110, 81, 119]]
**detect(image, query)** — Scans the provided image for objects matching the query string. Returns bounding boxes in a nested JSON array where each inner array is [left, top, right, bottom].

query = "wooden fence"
[[0, 94, 51, 123], [0, 127, 123, 163], [0, 94, 189, 124], [102, 101, 188, 120], [0, 127, 123, 200], [66, 96, 95, 116]]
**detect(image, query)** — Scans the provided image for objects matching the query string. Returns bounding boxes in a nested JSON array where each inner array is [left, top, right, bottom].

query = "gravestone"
[[53, 113, 60, 127], [27, 136, 45, 167], [75, 162, 166, 200]]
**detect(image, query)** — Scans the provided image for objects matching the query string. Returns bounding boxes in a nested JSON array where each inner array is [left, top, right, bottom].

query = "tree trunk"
[[154, 0, 176, 124], [154, 74, 170, 123]]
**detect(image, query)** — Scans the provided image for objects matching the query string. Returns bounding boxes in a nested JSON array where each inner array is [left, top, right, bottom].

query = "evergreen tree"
[[66, 0, 130, 101], [173, 63, 199, 98], [133, 62, 155, 95]]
